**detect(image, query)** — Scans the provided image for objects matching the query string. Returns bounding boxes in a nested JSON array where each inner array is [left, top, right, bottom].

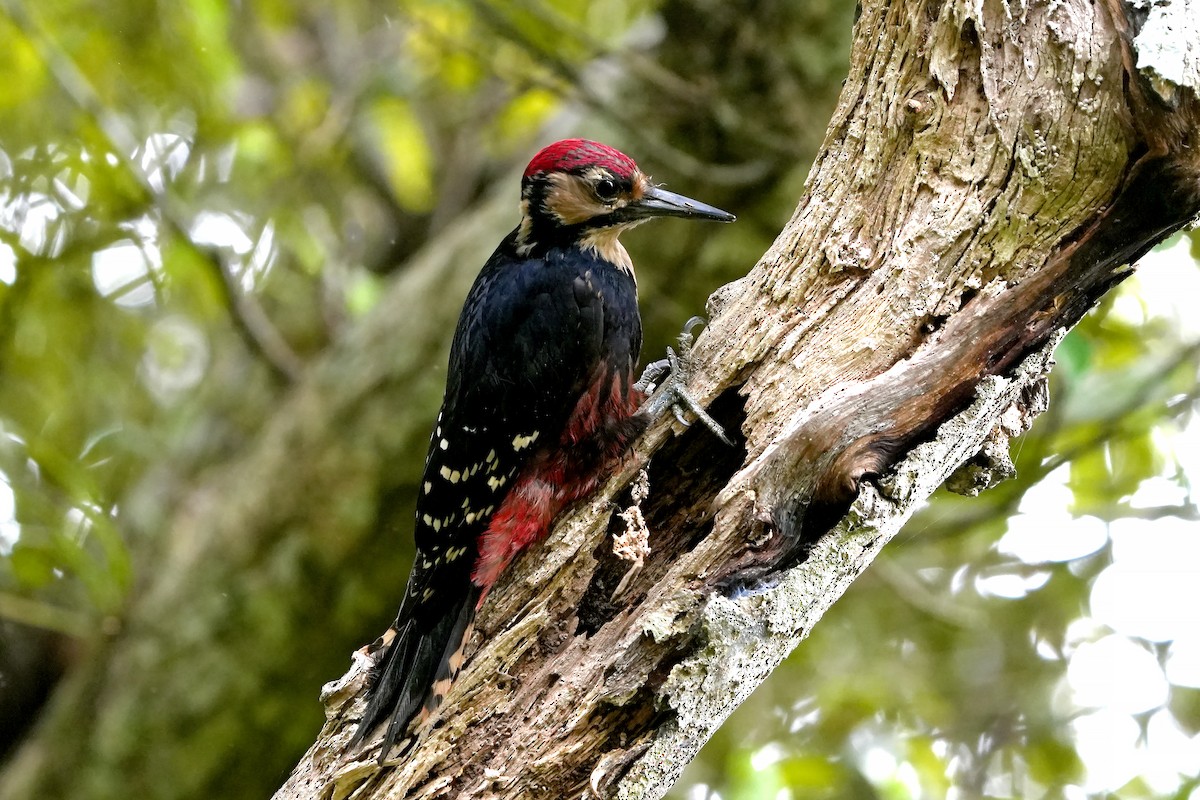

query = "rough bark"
[[0, 4, 856, 799], [273, 0, 1200, 798], [0, 189, 521, 800]]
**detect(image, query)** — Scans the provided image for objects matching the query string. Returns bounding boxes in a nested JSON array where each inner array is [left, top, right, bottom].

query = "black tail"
[[350, 587, 480, 761]]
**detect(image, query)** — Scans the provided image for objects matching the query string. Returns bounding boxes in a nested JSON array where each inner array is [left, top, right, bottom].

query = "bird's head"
[[515, 139, 734, 269]]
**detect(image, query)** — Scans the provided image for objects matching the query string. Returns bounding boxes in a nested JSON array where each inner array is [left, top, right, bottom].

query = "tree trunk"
[[274, 0, 1200, 798], [0, 4, 853, 799]]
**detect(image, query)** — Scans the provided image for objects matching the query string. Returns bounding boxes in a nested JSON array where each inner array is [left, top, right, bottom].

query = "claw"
[[672, 404, 691, 428], [637, 335, 733, 446], [679, 316, 706, 349], [635, 357, 671, 395]]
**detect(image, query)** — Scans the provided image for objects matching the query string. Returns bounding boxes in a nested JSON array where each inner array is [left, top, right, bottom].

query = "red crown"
[[523, 139, 638, 180]]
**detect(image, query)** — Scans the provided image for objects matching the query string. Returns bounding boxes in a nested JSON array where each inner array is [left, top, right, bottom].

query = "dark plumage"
[[352, 139, 733, 760]]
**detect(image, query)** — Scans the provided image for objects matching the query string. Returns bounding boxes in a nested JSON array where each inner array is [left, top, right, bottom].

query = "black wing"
[[355, 236, 639, 755], [405, 241, 624, 612]]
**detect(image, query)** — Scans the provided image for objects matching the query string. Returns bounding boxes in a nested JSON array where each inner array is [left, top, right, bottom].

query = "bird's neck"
[[513, 214, 636, 278], [577, 226, 633, 274]]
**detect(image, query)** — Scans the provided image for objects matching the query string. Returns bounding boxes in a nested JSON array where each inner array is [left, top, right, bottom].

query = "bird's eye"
[[594, 178, 619, 202]]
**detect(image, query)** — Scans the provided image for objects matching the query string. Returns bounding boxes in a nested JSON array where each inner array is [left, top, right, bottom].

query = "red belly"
[[470, 369, 641, 596]]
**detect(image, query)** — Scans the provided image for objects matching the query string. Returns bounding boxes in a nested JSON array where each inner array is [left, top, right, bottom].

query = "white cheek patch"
[[543, 172, 605, 225]]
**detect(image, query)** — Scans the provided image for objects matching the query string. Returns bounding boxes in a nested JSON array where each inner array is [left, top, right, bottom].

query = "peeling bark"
[[275, 1, 1200, 798]]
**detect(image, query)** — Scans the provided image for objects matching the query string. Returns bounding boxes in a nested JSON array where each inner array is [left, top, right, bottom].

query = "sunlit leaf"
[[366, 96, 435, 213], [9, 543, 57, 588]]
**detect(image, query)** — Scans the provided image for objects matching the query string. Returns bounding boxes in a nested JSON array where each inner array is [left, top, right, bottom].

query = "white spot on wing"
[[512, 431, 540, 450]]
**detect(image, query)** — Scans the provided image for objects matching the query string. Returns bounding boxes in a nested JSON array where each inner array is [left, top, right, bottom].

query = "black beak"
[[622, 185, 735, 223]]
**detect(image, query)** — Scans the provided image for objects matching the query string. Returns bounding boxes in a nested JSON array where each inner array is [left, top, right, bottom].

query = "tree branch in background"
[[274, 0, 1200, 798], [3, 0, 305, 384], [0, 0, 1195, 798]]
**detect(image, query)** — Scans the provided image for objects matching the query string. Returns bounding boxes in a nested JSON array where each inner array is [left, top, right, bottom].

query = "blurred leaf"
[[0, 17, 46, 112], [1108, 433, 1162, 494], [905, 737, 950, 798], [345, 272, 384, 317], [1055, 328, 1093, 379], [1168, 686, 1200, 736], [366, 96, 435, 212], [1024, 735, 1083, 786], [406, 3, 482, 91], [9, 543, 56, 588], [493, 88, 558, 147], [780, 754, 844, 790], [1070, 447, 1113, 510], [3, 2, 1200, 799]]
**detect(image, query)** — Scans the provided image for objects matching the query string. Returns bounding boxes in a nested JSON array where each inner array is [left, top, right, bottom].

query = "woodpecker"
[[352, 139, 734, 759]]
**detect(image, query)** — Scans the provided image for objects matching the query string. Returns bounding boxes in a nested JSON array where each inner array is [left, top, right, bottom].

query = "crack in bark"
[[270, 0, 1200, 797]]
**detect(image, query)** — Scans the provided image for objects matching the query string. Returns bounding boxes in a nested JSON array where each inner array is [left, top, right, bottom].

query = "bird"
[[351, 138, 734, 760]]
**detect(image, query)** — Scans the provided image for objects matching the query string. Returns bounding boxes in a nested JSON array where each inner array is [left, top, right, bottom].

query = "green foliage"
[[678, 233, 1200, 800], [2, 0, 753, 795], [2, 0, 1197, 798], [0, 0, 664, 615]]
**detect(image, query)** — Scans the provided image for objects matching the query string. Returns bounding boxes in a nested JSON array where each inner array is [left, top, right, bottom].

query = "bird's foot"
[[636, 317, 732, 445], [634, 316, 706, 395]]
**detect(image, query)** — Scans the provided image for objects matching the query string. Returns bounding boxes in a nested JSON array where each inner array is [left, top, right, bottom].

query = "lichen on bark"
[[269, 0, 1200, 796]]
